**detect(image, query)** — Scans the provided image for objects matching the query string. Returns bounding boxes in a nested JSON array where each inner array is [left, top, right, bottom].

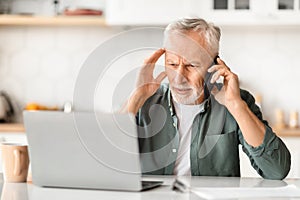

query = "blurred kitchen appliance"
[[10, 0, 59, 15], [0, 91, 14, 123], [0, 0, 12, 14]]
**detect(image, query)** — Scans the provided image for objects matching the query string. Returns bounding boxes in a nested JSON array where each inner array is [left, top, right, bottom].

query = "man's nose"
[[173, 64, 188, 84]]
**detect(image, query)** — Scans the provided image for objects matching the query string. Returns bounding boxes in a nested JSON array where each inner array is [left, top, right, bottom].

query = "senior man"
[[124, 18, 290, 179]]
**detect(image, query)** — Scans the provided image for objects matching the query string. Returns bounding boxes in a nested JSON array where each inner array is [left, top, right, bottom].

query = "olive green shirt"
[[137, 84, 291, 180]]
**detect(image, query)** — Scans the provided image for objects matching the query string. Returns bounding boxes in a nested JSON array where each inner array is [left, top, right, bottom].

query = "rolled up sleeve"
[[240, 125, 291, 180]]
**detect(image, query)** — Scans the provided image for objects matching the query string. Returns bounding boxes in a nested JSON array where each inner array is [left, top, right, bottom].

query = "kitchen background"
[[0, 0, 299, 125], [0, 0, 299, 177], [2, 24, 300, 124]]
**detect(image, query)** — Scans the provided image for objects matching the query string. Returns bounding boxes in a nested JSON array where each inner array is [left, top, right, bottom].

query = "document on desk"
[[192, 185, 300, 199]]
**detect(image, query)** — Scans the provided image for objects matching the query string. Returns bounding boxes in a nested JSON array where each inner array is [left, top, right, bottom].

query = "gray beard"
[[170, 88, 202, 105]]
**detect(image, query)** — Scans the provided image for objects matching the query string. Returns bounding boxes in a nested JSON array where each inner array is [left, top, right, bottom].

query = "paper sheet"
[[192, 184, 300, 199]]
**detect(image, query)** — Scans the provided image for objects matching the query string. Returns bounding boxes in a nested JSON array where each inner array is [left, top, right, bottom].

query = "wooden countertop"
[[0, 123, 25, 133], [0, 123, 299, 137]]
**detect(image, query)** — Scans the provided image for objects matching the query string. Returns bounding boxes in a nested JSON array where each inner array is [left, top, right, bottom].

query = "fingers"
[[210, 68, 230, 83], [208, 65, 230, 74], [208, 58, 230, 72], [216, 57, 225, 65], [144, 48, 165, 65], [207, 58, 236, 84], [141, 48, 165, 77], [210, 84, 220, 96], [155, 71, 167, 83]]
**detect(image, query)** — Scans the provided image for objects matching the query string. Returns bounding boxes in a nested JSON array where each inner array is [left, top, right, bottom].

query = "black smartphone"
[[204, 55, 220, 93]]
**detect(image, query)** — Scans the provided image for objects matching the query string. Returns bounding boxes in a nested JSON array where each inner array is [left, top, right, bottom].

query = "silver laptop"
[[23, 111, 162, 191]]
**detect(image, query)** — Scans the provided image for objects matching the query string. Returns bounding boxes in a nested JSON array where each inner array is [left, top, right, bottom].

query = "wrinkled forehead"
[[163, 30, 213, 66]]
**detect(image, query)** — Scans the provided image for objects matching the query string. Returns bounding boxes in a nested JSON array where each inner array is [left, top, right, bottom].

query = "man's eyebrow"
[[184, 61, 201, 65], [166, 59, 178, 63]]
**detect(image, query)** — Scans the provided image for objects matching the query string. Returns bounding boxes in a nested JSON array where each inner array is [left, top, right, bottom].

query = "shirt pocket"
[[198, 131, 240, 176]]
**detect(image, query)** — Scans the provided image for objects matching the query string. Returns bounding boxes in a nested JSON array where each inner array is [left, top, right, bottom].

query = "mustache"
[[171, 84, 193, 90]]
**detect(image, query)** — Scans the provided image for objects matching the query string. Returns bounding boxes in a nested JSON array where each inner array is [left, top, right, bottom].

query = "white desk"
[[1, 175, 300, 200]]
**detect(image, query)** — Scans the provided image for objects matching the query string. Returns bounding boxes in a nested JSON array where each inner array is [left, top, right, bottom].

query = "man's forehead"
[[165, 51, 180, 58], [165, 51, 195, 62], [163, 30, 212, 64]]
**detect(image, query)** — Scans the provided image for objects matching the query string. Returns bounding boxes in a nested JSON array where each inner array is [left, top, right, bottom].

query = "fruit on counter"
[[25, 103, 59, 111]]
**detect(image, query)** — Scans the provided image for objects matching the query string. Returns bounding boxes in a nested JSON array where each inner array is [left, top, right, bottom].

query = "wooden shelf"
[[0, 15, 106, 26], [0, 123, 25, 133], [273, 127, 300, 137]]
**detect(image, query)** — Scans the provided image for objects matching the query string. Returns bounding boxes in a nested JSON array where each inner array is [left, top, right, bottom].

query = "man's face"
[[164, 31, 213, 105]]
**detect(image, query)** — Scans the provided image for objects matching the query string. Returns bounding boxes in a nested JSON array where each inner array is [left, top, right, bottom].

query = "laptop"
[[23, 111, 163, 191]]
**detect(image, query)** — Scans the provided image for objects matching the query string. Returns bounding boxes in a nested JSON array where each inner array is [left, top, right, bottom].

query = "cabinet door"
[[191, 0, 300, 26], [194, 0, 254, 25], [0, 133, 27, 172], [281, 137, 300, 178], [239, 145, 260, 177], [273, 0, 300, 25], [106, 0, 193, 25]]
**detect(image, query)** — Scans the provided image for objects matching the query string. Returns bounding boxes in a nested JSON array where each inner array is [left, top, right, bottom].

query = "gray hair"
[[164, 18, 221, 57]]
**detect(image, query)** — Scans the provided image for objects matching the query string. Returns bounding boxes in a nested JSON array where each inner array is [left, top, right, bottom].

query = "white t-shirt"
[[173, 100, 205, 176]]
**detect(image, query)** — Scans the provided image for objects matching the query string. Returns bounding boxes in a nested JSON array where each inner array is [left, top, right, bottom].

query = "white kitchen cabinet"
[[280, 137, 300, 178], [0, 133, 27, 172], [191, 0, 300, 26], [106, 0, 193, 25], [106, 0, 300, 26]]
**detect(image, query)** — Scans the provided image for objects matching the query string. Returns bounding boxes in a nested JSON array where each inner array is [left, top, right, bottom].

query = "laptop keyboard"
[[141, 181, 163, 191]]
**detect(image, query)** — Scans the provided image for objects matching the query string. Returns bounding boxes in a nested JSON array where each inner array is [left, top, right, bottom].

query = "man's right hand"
[[123, 48, 167, 115]]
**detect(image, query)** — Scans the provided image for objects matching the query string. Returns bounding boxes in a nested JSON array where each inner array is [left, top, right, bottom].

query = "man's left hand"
[[208, 57, 243, 109]]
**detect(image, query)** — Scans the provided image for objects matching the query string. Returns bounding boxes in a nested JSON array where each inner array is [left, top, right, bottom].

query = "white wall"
[[220, 26, 300, 125], [0, 25, 299, 125], [0, 26, 122, 121]]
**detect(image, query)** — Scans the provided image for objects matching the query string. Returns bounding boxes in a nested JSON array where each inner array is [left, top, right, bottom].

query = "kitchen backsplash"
[[0, 25, 299, 124]]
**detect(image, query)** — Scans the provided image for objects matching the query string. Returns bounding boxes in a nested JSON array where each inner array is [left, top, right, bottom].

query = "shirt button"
[[172, 149, 177, 153]]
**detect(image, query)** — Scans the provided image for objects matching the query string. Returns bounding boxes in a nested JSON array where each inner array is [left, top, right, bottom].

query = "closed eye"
[[186, 64, 201, 68], [186, 64, 196, 68], [167, 63, 178, 67]]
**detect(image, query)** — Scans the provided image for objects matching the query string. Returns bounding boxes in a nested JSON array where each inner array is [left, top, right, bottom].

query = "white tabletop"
[[1, 175, 300, 200]]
